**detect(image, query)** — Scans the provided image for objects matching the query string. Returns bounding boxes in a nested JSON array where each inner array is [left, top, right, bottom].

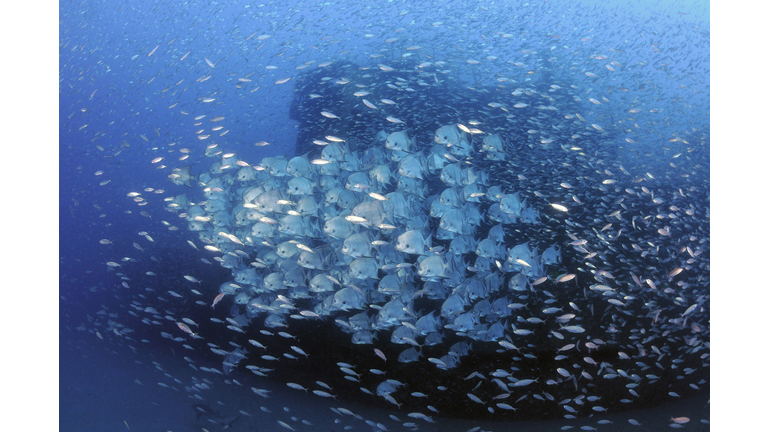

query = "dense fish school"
[[60, 0, 710, 430], [158, 58, 709, 422]]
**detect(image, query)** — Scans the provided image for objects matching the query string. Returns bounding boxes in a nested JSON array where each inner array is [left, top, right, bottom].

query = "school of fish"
[[155, 57, 710, 423], [61, 0, 710, 429]]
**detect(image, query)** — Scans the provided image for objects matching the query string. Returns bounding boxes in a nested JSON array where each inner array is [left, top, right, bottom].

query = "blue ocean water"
[[58, 0, 711, 431]]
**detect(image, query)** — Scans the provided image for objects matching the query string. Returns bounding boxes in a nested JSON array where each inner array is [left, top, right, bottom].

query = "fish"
[[332, 287, 366, 311], [362, 99, 377, 110], [312, 390, 337, 399], [374, 348, 387, 361], [277, 420, 295, 431], [550, 203, 569, 212], [286, 382, 309, 392], [385, 130, 416, 153], [168, 165, 198, 188], [176, 322, 198, 338], [395, 230, 431, 255], [192, 404, 240, 428], [320, 111, 340, 119]]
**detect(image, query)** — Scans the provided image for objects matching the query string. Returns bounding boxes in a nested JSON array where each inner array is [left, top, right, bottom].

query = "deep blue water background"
[[58, 0, 711, 430]]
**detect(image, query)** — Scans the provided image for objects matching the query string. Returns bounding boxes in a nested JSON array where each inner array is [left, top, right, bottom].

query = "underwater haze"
[[58, 0, 714, 431]]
